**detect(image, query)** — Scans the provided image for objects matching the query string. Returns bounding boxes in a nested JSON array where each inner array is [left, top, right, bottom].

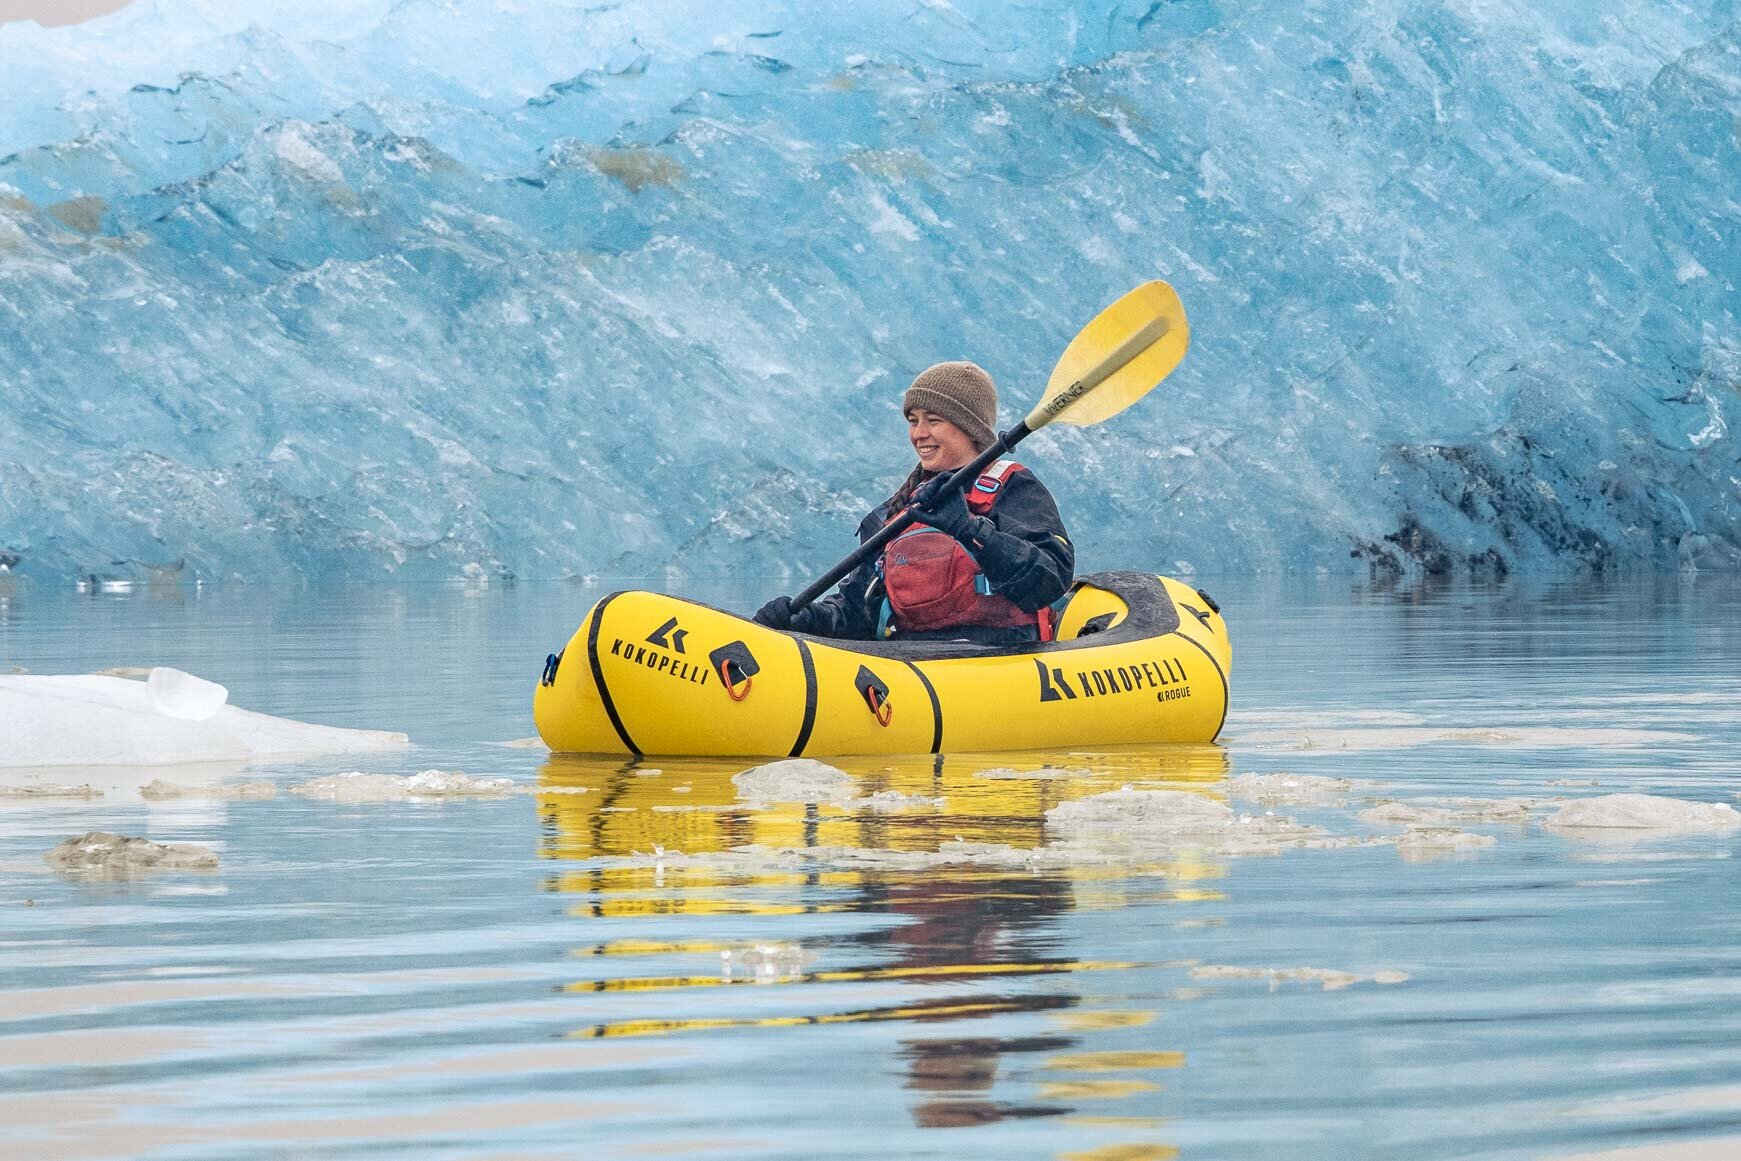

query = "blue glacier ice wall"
[[0, 0, 1736, 584]]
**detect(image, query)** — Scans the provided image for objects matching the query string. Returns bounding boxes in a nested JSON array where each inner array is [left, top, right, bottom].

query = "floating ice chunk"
[[588, 817, 1393, 874], [1044, 789, 1327, 857], [140, 779, 277, 801], [593, 841, 1033, 875], [1048, 789, 1231, 828], [0, 783, 103, 799], [1395, 826, 1500, 860], [1362, 802, 1459, 826], [732, 758, 854, 804], [1241, 726, 1700, 753], [1360, 798, 1532, 826], [720, 941, 810, 981], [651, 802, 761, 813], [841, 790, 946, 812], [145, 667, 228, 721], [289, 769, 513, 802], [0, 673, 408, 767], [44, 831, 218, 876], [1430, 797, 1539, 822], [1226, 772, 1359, 806], [1543, 794, 1741, 834], [1189, 964, 1410, 991], [973, 765, 1091, 781]]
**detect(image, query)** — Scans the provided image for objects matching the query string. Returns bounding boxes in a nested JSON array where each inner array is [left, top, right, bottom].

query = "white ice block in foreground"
[[0, 672, 409, 767]]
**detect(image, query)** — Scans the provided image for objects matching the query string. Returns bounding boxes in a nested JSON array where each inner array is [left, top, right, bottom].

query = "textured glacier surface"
[[0, 0, 1736, 584]]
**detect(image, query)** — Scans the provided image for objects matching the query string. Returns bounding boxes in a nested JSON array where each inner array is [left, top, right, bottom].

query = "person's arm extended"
[[792, 557, 876, 637], [755, 511, 883, 638]]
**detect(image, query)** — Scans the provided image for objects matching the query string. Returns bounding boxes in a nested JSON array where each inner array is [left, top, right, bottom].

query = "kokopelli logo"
[[645, 617, 687, 654]]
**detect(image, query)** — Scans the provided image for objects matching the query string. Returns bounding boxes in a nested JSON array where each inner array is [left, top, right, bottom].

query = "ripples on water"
[[2, 575, 1739, 1160]]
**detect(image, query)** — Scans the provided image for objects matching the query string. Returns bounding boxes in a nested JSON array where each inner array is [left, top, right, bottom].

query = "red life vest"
[[881, 460, 1041, 636]]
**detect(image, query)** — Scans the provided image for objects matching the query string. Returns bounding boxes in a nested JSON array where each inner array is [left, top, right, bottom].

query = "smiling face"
[[907, 408, 980, 472]]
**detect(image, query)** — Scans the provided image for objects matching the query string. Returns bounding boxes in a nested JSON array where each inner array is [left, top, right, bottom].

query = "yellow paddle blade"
[[1024, 280, 1190, 430]]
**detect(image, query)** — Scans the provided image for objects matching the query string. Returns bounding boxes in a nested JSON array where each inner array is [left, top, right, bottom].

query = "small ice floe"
[[1543, 794, 1741, 835], [0, 783, 103, 799], [596, 841, 1036, 876], [720, 941, 810, 981], [1241, 725, 1699, 753], [1395, 826, 1500, 860], [1047, 788, 1235, 831], [140, 779, 277, 801], [973, 765, 1091, 781], [289, 770, 514, 802], [0, 668, 408, 767], [1432, 796, 1541, 821], [1359, 798, 1533, 826], [732, 758, 855, 804], [44, 831, 219, 876], [1043, 789, 1329, 857], [586, 819, 1398, 875], [589, 791, 1443, 876], [843, 790, 946, 813], [1188, 964, 1410, 991], [652, 802, 758, 813], [1225, 772, 1361, 806], [495, 737, 548, 749]]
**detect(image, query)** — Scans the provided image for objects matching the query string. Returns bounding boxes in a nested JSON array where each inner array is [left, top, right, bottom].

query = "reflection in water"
[[6, 578, 1738, 1160], [535, 745, 1231, 861], [540, 746, 1224, 1148], [1058, 1146, 1179, 1161], [905, 1035, 1077, 1127]]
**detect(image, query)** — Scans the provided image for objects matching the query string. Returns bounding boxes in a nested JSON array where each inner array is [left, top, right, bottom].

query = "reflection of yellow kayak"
[[534, 572, 1231, 758], [535, 745, 1234, 865]]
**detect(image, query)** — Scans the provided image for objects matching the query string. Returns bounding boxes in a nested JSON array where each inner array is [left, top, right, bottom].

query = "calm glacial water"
[[3, 574, 1740, 1161]]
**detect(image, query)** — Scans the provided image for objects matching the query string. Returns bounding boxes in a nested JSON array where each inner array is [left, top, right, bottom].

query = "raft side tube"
[[532, 572, 1231, 757]]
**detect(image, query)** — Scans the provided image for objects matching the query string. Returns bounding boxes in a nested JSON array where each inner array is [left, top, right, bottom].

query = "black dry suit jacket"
[[801, 467, 1076, 643]]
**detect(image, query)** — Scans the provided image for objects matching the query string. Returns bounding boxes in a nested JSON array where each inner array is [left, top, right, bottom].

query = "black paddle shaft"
[[788, 420, 1034, 614]]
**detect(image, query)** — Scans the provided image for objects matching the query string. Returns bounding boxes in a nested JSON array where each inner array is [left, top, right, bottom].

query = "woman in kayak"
[[754, 361, 1075, 644]]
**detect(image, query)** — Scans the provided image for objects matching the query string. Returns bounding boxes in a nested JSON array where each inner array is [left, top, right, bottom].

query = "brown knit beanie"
[[901, 361, 999, 450]]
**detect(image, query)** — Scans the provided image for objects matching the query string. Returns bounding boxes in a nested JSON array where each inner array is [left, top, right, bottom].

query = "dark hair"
[[885, 462, 927, 512]]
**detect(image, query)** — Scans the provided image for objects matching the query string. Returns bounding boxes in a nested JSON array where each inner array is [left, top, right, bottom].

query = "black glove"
[[754, 595, 819, 633], [913, 478, 984, 544], [754, 595, 795, 628]]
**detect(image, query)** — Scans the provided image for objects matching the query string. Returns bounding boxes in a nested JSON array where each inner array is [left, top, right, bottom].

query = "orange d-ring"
[[866, 686, 893, 727], [719, 659, 752, 702]]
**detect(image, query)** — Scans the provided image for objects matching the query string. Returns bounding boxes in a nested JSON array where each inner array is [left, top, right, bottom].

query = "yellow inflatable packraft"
[[533, 572, 1230, 757]]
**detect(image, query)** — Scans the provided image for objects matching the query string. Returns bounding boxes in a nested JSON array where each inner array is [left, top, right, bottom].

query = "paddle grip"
[[788, 422, 1033, 615]]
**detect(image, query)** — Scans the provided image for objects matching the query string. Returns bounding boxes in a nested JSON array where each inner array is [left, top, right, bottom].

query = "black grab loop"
[[541, 649, 564, 687], [709, 640, 760, 702], [854, 665, 893, 727]]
